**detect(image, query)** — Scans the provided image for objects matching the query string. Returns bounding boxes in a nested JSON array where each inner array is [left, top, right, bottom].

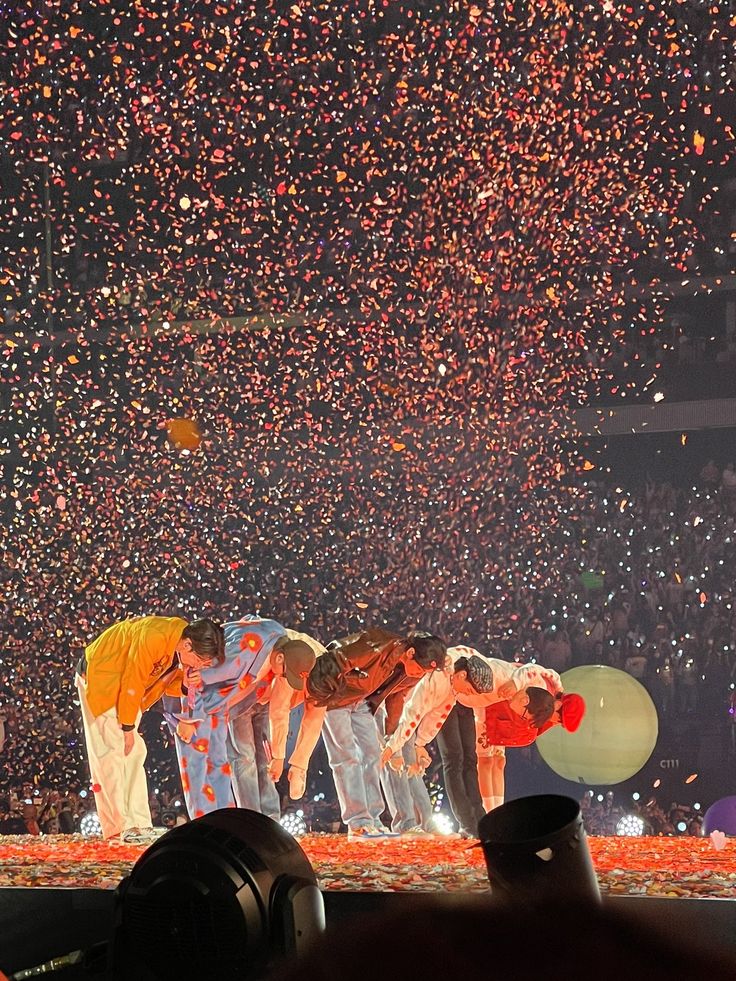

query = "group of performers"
[[76, 614, 585, 842]]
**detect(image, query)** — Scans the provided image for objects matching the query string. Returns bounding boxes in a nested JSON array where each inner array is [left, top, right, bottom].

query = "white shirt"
[[385, 646, 526, 754]]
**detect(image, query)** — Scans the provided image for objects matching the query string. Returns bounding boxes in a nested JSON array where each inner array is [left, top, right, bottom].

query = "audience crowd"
[[1, 1, 735, 838], [2, 445, 735, 826]]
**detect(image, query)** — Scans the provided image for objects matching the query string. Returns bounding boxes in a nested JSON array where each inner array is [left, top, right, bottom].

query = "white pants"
[[76, 675, 151, 839]]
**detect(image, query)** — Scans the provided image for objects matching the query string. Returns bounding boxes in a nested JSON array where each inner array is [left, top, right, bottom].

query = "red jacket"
[[483, 701, 541, 748]]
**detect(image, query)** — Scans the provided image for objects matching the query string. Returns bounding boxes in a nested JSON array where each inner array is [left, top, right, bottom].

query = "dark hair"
[[407, 631, 446, 669], [453, 656, 471, 674], [182, 618, 225, 664], [526, 687, 554, 727]]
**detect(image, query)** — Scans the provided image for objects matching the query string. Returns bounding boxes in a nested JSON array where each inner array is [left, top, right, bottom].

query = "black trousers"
[[436, 703, 484, 834]]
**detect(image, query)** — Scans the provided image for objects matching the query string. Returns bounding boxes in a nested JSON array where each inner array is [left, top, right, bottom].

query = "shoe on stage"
[[399, 826, 436, 839], [118, 826, 167, 845], [347, 825, 400, 842]]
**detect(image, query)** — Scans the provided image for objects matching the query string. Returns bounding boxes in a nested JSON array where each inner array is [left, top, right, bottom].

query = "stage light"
[[632, 792, 640, 801], [616, 814, 645, 837], [677, 821, 688, 833], [693, 803, 701, 811], [479, 795, 600, 904], [111, 808, 324, 981], [280, 811, 308, 837], [80, 811, 102, 837], [431, 812, 456, 836]]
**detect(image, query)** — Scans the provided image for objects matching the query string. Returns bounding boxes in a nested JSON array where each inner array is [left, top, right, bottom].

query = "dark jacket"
[[306, 628, 415, 730]]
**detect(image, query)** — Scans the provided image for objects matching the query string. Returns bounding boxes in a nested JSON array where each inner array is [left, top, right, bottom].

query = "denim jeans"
[[436, 703, 484, 833], [227, 701, 281, 821], [321, 702, 386, 830], [376, 710, 434, 833]]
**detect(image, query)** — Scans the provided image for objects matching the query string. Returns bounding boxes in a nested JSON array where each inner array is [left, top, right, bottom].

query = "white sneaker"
[[399, 826, 436, 839], [347, 825, 399, 842], [120, 826, 166, 845], [371, 824, 400, 837]]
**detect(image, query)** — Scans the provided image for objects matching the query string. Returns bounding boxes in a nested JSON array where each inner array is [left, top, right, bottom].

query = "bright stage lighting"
[[616, 814, 645, 837], [80, 811, 102, 837], [431, 812, 456, 836], [280, 810, 308, 837]]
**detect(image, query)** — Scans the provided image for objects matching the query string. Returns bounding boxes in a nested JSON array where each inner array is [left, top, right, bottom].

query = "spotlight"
[[677, 820, 688, 833], [616, 814, 645, 837], [111, 808, 324, 981], [431, 812, 456, 836], [479, 795, 600, 904], [280, 811, 308, 837], [80, 811, 102, 837]]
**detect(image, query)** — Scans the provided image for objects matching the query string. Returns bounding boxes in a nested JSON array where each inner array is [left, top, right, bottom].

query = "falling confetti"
[[0, 0, 733, 797]]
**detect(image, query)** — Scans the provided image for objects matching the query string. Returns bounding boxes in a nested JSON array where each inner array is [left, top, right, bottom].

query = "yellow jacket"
[[84, 616, 186, 727]]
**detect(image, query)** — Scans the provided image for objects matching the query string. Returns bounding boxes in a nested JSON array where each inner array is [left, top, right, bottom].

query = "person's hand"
[[497, 681, 517, 700], [187, 668, 203, 688], [288, 766, 307, 800], [176, 721, 198, 744], [388, 752, 404, 773], [123, 729, 135, 756], [267, 758, 284, 782], [409, 744, 431, 777], [379, 745, 394, 768]]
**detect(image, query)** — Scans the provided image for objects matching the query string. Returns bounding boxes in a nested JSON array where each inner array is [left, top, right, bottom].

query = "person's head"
[[551, 692, 586, 732], [400, 630, 446, 678], [451, 655, 494, 697], [269, 637, 317, 691], [508, 686, 555, 727], [177, 618, 225, 668]]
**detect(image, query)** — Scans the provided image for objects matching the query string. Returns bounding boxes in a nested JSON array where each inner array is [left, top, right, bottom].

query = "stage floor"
[[0, 833, 734, 897]]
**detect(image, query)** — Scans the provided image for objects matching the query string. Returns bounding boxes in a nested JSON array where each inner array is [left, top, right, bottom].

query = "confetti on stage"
[[0, 835, 734, 898]]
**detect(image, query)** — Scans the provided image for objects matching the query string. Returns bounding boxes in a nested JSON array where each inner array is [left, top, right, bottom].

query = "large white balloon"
[[537, 665, 658, 785]]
